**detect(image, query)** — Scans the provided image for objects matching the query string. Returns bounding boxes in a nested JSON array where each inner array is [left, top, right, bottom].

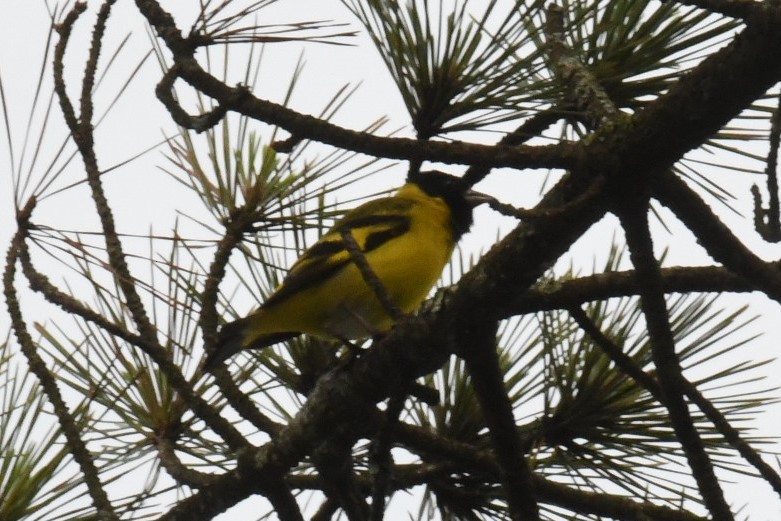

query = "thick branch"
[[157, 467, 268, 520], [604, 7, 781, 180], [311, 440, 370, 521], [545, 4, 621, 128], [504, 264, 755, 318], [667, 0, 758, 19], [618, 205, 734, 521], [458, 321, 539, 521], [655, 172, 781, 302]]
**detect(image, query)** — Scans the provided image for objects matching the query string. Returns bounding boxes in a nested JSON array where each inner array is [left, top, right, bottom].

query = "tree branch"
[[293, 430, 711, 521], [54, 0, 159, 346], [545, 4, 621, 128], [569, 306, 781, 499], [457, 321, 539, 520], [341, 228, 402, 321], [604, 5, 781, 181], [156, 437, 220, 489], [311, 440, 370, 521], [504, 264, 754, 318], [133, 0, 581, 171], [655, 172, 781, 302], [18, 232, 250, 453], [4, 199, 119, 521], [664, 0, 758, 19], [752, 87, 781, 241], [618, 203, 734, 521], [369, 392, 406, 521], [50, 1, 259, 457]]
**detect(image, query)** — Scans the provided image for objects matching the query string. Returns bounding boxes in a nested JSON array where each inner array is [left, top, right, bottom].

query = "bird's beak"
[[465, 189, 497, 208]]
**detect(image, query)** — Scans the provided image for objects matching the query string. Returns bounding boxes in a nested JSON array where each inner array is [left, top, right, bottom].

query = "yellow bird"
[[205, 171, 490, 370]]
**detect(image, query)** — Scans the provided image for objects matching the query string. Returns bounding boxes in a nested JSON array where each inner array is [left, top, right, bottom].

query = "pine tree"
[[3, 1, 781, 520]]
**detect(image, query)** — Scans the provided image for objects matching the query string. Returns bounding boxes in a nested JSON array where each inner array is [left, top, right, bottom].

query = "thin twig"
[[369, 393, 406, 521], [679, 378, 781, 499], [462, 108, 564, 186], [196, 208, 283, 436], [752, 87, 781, 241], [54, 0, 158, 346], [485, 175, 607, 222], [568, 307, 662, 397], [340, 228, 403, 322]]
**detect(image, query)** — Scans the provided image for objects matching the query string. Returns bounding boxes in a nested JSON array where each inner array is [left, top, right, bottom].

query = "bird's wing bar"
[[263, 200, 412, 307]]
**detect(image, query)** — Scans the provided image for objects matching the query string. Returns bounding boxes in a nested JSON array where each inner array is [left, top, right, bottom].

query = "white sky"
[[1, 1, 780, 519]]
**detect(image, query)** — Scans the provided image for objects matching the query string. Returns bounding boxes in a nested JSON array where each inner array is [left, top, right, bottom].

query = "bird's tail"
[[204, 314, 297, 371]]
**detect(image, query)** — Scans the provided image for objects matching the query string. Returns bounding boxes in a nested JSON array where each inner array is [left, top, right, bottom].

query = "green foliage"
[[345, 0, 550, 138], [406, 247, 774, 519], [0, 340, 93, 521], [542, 1, 737, 110]]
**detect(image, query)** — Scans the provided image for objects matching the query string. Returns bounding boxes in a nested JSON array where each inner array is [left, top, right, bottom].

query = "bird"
[[204, 171, 491, 371]]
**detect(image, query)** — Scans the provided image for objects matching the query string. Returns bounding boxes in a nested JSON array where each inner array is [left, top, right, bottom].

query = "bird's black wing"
[[262, 197, 413, 307]]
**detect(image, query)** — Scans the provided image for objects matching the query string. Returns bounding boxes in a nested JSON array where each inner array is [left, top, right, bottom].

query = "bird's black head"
[[409, 171, 492, 239]]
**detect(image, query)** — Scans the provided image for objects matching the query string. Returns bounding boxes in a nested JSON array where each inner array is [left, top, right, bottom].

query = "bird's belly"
[[258, 212, 454, 342], [336, 231, 450, 332]]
